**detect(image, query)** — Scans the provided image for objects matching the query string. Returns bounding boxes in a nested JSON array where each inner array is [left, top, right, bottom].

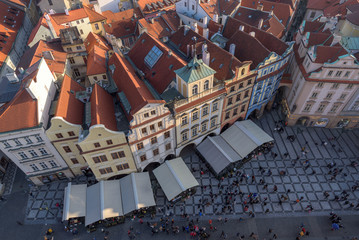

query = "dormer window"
[[192, 84, 198, 95], [204, 80, 209, 91]]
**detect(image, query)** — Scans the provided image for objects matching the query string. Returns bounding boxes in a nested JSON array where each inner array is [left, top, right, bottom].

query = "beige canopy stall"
[[62, 183, 87, 221], [153, 157, 199, 201]]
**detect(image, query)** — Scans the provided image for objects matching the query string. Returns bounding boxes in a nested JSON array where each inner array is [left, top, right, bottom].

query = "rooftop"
[[84, 32, 111, 53], [60, 27, 83, 46], [138, 0, 177, 15], [174, 57, 216, 83], [50, 6, 106, 25], [86, 45, 107, 76], [307, 0, 359, 17]]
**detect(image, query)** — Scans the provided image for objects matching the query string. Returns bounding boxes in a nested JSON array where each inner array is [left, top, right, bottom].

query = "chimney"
[[202, 43, 208, 53], [258, 18, 263, 29], [43, 51, 55, 60], [239, 25, 244, 31], [203, 16, 208, 26], [180, 19, 183, 26], [257, 4, 263, 11], [44, 13, 58, 38], [168, 50, 172, 57], [191, 44, 195, 57], [18, 67, 25, 74], [150, 18, 155, 24], [133, 13, 137, 19], [269, 10, 273, 16], [65, 8, 69, 16], [187, 44, 190, 56], [222, 15, 228, 25], [229, 43, 235, 55], [203, 28, 209, 39], [194, 23, 198, 33], [49, 9, 55, 15], [184, 25, 190, 36], [249, 31, 255, 37], [202, 50, 210, 66], [213, 14, 218, 23]]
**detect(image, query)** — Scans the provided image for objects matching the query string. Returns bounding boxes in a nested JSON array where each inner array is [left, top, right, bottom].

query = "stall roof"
[[197, 136, 240, 175], [62, 183, 87, 221], [102, 180, 123, 219], [85, 183, 102, 226], [153, 157, 199, 201], [120, 172, 156, 215]]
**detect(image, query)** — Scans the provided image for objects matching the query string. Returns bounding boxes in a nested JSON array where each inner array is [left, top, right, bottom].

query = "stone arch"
[[164, 154, 176, 161], [296, 117, 310, 126], [107, 174, 128, 180], [179, 143, 196, 157], [247, 109, 260, 120], [220, 123, 230, 133], [143, 162, 161, 172]]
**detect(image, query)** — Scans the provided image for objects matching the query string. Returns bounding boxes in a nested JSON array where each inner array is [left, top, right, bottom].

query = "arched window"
[[204, 80, 209, 90], [192, 84, 198, 95], [241, 68, 245, 75]]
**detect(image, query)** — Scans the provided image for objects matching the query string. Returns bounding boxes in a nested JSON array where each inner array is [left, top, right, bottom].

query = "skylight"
[[144, 45, 163, 68]]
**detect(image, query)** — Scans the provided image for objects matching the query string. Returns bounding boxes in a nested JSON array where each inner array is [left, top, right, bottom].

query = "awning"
[[85, 183, 101, 226], [153, 157, 199, 201], [62, 183, 87, 221], [197, 136, 240, 175], [120, 172, 156, 215]]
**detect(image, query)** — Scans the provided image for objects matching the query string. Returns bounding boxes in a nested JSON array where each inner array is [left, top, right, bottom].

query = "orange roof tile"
[[160, 10, 180, 31], [108, 53, 164, 118], [138, 18, 174, 39], [104, 8, 143, 23], [90, 83, 117, 131], [86, 45, 107, 76], [6, 0, 30, 7], [219, 0, 241, 15], [306, 32, 334, 47], [307, 0, 359, 17], [55, 74, 84, 124], [128, 32, 186, 93], [17, 40, 67, 75], [103, 18, 137, 39], [200, 1, 219, 18], [83, 6, 107, 23], [50, 8, 88, 25], [0, 2, 24, 71], [137, 0, 176, 15], [313, 45, 348, 63], [84, 32, 111, 53]]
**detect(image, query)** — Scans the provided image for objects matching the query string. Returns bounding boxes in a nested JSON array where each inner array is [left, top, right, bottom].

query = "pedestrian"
[[273, 233, 278, 239], [273, 185, 278, 192], [268, 228, 272, 233]]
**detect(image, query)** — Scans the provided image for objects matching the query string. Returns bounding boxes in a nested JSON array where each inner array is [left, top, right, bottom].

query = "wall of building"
[[88, 73, 108, 85], [340, 20, 359, 37]]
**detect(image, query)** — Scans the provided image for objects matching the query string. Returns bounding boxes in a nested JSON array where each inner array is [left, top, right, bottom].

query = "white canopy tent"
[[62, 183, 87, 221], [153, 157, 199, 201]]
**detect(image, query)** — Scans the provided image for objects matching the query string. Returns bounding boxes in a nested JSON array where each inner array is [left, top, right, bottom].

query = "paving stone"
[[27, 210, 38, 219], [45, 191, 55, 199], [320, 201, 332, 210], [299, 176, 309, 182], [37, 210, 47, 218], [36, 191, 46, 199], [282, 202, 292, 212], [32, 200, 42, 209], [321, 183, 331, 191], [302, 184, 312, 191], [330, 183, 340, 191], [290, 176, 300, 183], [253, 204, 263, 213], [307, 192, 317, 201], [294, 184, 303, 192]]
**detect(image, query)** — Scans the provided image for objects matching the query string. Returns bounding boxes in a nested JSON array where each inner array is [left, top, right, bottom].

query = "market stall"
[[62, 183, 87, 223]]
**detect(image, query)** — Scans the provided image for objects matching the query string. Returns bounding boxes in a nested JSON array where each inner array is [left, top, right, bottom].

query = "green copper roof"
[[341, 37, 359, 51], [174, 57, 216, 83]]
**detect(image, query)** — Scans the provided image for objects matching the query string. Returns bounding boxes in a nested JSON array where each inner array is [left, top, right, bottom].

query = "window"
[[68, 131, 75, 137], [163, 131, 170, 140], [339, 94, 347, 100], [347, 84, 354, 89], [144, 45, 163, 68], [92, 155, 108, 163], [202, 106, 208, 116], [71, 158, 79, 164], [99, 167, 113, 175], [236, 94, 241, 102], [201, 122, 207, 131], [2, 141, 10, 148], [317, 82, 324, 88], [111, 151, 126, 159], [18, 152, 28, 159], [55, 133, 63, 139], [184, 2, 186, 6], [35, 135, 43, 142], [63, 146, 72, 153], [241, 105, 245, 112], [76, 20, 80, 24], [158, 122, 163, 128], [141, 128, 147, 135], [330, 105, 339, 112], [192, 111, 198, 121], [239, 83, 243, 89], [94, 142, 101, 148], [28, 150, 37, 157], [192, 85, 198, 95], [317, 104, 326, 112], [137, 142, 144, 150], [48, 0, 53, 5], [75, 46, 82, 51], [332, 83, 339, 89], [165, 143, 171, 150], [192, 4, 194, 10], [67, 47, 72, 52], [103, 74, 107, 79], [95, 23, 99, 30], [150, 137, 157, 144], [140, 154, 147, 162], [225, 112, 230, 119], [326, 93, 333, 99], [24, 137, 32, 144], [93, 76, 98, 81], [116, 164, 123, 171], [153, 148, 159, 156], [244, 90, 249, 98], [247, 79, 252, 85], [151, 110, 156, 115], [81, 19, 84, 23], [182, 132, 188, 141], [233, 108, 238, 116], [106, 140, 113, 145], [204, 80, 209, 90], [350, 102, 359, 111], [39, 162, 48, 169], [39, 148, 48, 155], [241, 68, 245, 75], [344, 71, 350, 77], [227, 97, 233, 106], [144, 113, 149, 118], [30, 164, 39, 171], [150, 124, 155, 132], [303, 104, 312, 112], [335, 71, 342, 77], [192, 127, 198, 136], [210, 118, 216, 128], [311, 92, 318, 98], [181, 116, 188, 126], [230, 86, 235, 92], [310, 11, 315, 18], [73, 68, 80, 77], [123, 163, 129, 169], [49, 160, 57, 167], [80, 29, 84, 34], [213, 102, 218, 111]]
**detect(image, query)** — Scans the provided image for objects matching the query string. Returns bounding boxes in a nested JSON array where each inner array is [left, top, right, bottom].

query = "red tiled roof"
[[51, 7, 106, 25], [307, 0, 359, 17], [160, 10, 180, 31], [87, 45, 107, 76], [265, 0, 296, 9], [137, 0, 176, 15], [128, 32, 186, 93], [90, 83, 117, 131], [104, 8, 143, 23], [219, 0, 241, 15], [17, 40, 67, 75], [207, 20, 222, 37], [301, 20, 327, 33], [347, 11, 359, 25], [347, 3, 359, 12], [0, 2, 24, 71], [240, 0, 293, 27], [200, 1, 219, 18], [7, 0, 29, 7], [233, 7, 285, 38], [103, 18, 137, 39], [55, 74, 84, 124], [109, 53, 164, 118], [170, 27, 249, 80], [83, 6, 107, 23], [306, 32, 333, 47], [84, 32, 111, 53], [138, 18, 174, 39], [313, 45, 348, 63]]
